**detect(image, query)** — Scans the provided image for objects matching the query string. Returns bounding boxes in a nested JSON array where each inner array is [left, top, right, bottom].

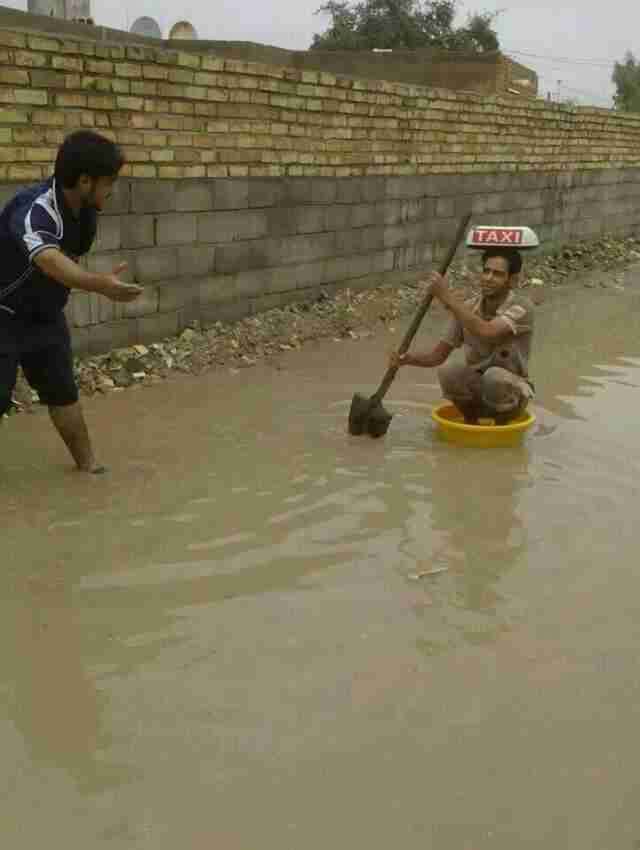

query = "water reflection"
[[411, 444, 530, 653], [0, 565, 132, 793]]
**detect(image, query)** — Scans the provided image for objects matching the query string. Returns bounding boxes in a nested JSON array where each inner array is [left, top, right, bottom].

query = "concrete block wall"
[[3, 166, 625, 355]]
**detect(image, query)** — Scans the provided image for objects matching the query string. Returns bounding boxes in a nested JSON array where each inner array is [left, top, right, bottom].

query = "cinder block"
[[136, 310, 181, 344], [86, 252, 136, 281], [485, 194, 506, 214], [282, 178, 312, 206], [336, 225, 384, 257], [335, 178, 363, 205], [295, 206, 327, 234], [351, 204, 378, 229], [386, 176, 424, 200], [215, 243, 251, 274], [134, 248, 179, 283], [436, 198, 456, 218], [200, 299, 250, 325], [425, 175, 460, 199], [121, 215, 155, 249], [326, 205, 353, 232], [310, 179, 337, 205], [383, 224, 412, 249], [198, 210, 268, 243], [199, 273, 237, 306], [524, 207, 545, 226], [88, 319, 137, 356], [95, 295, 123, 325], [325, 255, 364, 283], [95, 216, 121, 252], [273, 264, 304, 294], [131, 180, 176, 213], [347, 253, 375, 279], [431, 218, 460, 243], [294, 260, 329, 291], [122, 285, 159, 318], [248, 179, 285, 208], [233, 268, 274, 298], [383, 200, 404, 226], [175, 180, 214, 212], [177, 245, 216, 277], [103, 179, 131, 214], [248, 238, 280, 269], [471, 195, 490, 216], [157, 279, 200, 313], [70, 327, 90, 357], [249, 232, 336, 269], [413, 242, 434, 269], [156, 213, 198, 246], [213, 178, 249, 210], [266, 207, 298, 237], [70, 292, 93, 328], [371, 250, 395, 274], [361, 177, 386, 204]]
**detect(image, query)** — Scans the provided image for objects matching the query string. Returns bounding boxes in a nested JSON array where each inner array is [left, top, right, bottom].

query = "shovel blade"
[[348, 393, 393, 437], [348, 392, 370, 435]]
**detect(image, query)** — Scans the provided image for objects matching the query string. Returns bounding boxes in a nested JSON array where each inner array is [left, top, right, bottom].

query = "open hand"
[[101, 263, 143, 303]]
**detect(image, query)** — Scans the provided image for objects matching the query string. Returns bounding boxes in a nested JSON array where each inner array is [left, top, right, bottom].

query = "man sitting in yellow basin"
[[390, 246, 534, 425]]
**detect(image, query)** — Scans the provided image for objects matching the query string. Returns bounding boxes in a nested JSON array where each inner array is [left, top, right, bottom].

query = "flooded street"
[[3, 271, 640, 848]]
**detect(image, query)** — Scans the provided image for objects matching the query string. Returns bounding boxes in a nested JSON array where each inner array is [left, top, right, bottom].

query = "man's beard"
[[481, 283, 506, 298]]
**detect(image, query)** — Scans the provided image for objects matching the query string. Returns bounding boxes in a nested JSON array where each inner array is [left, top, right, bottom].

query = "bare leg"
[[48, 402, 105, 473], [481, 367, 533, 425], [437, 363, 485, 423]]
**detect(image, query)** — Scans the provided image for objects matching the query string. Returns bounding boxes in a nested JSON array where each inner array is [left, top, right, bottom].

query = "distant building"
[[28, 0, 92, 23], [169, 21, 198, 40], [130, 16, 163, 39]]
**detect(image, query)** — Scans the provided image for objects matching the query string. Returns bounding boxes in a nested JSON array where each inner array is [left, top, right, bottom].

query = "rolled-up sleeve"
[[499, 299, 533, 336]]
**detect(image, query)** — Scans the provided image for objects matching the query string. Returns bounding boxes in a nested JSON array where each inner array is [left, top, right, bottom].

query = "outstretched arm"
[[35, 250, 143, 302], [390, 340, 453, 369]]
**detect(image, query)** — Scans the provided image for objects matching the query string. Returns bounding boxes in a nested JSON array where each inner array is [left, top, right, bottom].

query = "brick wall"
[[0, 23, 639, 355], [0, 26, 638, 181]]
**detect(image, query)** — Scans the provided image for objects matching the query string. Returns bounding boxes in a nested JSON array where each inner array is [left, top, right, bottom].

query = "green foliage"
[[311, 0, 500, 53], [612, 52, 640, 113]]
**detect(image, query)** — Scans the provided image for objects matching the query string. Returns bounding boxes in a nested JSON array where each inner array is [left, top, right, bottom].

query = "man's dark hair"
[[55, 130, 125, 188], [482, 247, 523, 276]]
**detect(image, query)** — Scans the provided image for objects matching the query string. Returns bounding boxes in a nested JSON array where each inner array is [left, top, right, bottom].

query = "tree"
[[311, 0, 500, 53], [612, 52, 640, 113]]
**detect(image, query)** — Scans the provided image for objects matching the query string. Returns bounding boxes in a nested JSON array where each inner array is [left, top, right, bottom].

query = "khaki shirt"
[[442, 291, 534, 378]]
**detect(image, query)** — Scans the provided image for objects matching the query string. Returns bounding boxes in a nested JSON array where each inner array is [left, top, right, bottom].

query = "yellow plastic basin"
[[431, 402, 536, 448]]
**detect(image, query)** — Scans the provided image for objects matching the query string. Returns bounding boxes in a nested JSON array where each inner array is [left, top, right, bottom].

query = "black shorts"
[[0, 312, 79, 415]]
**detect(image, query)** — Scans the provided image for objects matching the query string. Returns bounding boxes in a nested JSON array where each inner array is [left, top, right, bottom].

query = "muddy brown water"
[[3, 272, 640, 848]]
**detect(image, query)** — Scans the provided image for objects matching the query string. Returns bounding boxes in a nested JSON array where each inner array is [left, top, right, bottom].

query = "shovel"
[[348, 212, 472, 437]]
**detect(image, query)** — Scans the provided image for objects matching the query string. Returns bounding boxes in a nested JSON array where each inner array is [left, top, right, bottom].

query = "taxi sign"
[[466, 226, 540, 249]]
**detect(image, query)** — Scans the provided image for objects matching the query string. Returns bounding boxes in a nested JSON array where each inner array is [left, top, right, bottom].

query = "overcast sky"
[[5, 0, 636, 106]]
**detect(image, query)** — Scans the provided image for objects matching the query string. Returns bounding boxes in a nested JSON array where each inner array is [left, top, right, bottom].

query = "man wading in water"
[[0, 131, 142, 472], [390, 246, 534, 424]]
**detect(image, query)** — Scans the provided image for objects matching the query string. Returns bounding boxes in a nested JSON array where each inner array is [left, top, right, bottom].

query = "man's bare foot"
[[493, 412, 516, 426], [76, 463, 108, 474]]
